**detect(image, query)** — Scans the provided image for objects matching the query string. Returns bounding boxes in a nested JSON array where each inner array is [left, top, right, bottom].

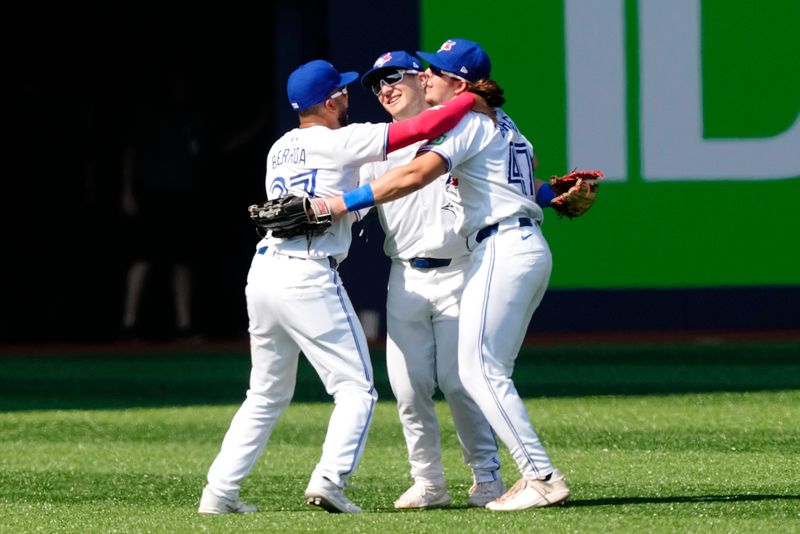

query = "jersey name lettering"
[[497, 114, 517, 138], [271, 147, 306, 169]]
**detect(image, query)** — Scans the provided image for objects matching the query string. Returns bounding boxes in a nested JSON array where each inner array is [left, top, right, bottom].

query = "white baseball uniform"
[[418, 108, 555, 479], [360, 143, 501, 487], [205, 122, 389, 500]]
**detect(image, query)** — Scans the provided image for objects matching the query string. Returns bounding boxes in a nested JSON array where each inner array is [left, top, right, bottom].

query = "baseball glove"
[[248, 195, 332, 238], [549, 169, 603, 218]]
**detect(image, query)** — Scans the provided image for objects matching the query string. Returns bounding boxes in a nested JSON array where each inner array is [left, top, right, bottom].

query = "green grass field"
[[1, 341, 799, 533]]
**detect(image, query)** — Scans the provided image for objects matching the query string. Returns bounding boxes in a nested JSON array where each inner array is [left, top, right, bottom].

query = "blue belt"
[[476, 217, 534, 243], [409, 257, 452, 269]]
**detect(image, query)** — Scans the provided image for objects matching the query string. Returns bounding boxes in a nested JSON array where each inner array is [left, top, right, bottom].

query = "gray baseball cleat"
[[467, 478, 506, 508], [198, 486, 258, 514], [304, 477, 363, 513], [394, 482, 452, 509], [485, 469, 570, 511]]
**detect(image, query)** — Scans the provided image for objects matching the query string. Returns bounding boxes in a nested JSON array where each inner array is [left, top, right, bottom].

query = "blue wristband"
[[536, 182, 557, 208], [343, 184, 375, 212]]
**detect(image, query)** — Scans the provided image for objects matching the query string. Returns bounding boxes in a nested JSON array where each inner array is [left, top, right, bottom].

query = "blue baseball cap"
[[417, 38, 491, 83], [360, 51, 423, 89], [287, 60, 359, 111]]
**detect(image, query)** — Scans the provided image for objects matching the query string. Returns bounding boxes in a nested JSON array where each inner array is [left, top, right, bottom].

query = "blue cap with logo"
[[360, 51, 423, 89], [287, 59, 359, 111], [417, 38, 491, 83]]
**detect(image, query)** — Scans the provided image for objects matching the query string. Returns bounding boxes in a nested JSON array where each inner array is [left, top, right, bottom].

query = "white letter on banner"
[[639, 0, 800, 180], [566, 0, 627, 181]]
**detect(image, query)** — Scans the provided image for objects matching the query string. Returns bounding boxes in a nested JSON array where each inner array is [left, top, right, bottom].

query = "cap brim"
[[339, 71, 359, 88], [417, 51, 447, 71], [360, 67, 397, 88]]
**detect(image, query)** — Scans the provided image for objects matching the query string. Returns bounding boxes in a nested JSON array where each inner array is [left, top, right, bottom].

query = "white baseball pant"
[[386, 255, 501, 487], [459, 219, 555, 479], [205, 248, 377, 498]]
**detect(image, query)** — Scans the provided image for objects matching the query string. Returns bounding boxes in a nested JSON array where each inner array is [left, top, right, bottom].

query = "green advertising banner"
[[422, 0, 800, 289]]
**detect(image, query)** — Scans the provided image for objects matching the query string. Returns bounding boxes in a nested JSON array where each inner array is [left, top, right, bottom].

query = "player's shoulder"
[[495, 108, 514, 124], [461, 110, 499, 139], [308, 122, 386, 150], [339, 121, 388, 136], [495, 109, 522, 135]]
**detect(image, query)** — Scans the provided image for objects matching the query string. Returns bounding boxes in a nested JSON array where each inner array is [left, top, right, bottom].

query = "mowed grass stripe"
[[1, 341, 800, 412], [1, 393, 798, 532]]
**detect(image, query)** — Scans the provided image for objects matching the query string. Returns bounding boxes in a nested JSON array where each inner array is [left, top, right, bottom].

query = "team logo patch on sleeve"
[[429, 134, 447, 145]]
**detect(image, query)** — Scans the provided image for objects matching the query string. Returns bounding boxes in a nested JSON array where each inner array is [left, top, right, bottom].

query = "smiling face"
[[373, 70, 428, 121], [423, 66, 465, 107]]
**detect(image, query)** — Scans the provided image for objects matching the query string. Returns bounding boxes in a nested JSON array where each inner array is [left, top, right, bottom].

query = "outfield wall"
[[421, 0, 800, 290], [3, 1, 797, 342], [325, 0, 800, 335]]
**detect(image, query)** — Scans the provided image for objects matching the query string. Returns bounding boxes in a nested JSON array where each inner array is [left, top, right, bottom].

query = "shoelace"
[[495, 478, 528, 503]]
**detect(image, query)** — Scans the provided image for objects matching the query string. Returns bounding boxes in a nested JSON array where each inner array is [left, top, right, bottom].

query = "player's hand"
[[248, 195, 332, 238], [325, 196, 349, 222]]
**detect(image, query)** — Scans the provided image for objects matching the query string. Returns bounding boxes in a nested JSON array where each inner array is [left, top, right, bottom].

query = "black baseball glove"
[[248, 195, 332, 238]]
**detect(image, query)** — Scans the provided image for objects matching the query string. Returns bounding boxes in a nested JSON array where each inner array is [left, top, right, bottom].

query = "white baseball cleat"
[[467, 478, 506, 508], [198, 486, 258, 514], [393, 482, 452, 509], [304, 477, 363, 513], [485, 469, 570, 511]]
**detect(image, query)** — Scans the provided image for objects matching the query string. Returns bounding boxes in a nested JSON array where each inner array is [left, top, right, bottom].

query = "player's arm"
[[529, 150, 558, 207], [386, 93, 475, 153], [534, 178, 557, 207], [314, 152, 447, 221], [369, 152, 447, 203], [352, 165, 377, 221]]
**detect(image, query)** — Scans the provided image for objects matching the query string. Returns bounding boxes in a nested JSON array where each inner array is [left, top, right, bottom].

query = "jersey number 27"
[[270, 170, 318, 198]]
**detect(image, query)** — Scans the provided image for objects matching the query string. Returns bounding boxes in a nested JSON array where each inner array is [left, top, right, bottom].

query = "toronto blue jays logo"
[[438, 40, 456, 52], [374, 53, 392, 67]]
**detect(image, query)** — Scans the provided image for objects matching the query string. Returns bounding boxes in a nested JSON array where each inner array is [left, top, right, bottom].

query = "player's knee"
[[390, 372, 436, 400], [246, 389, 293, 410], [332, 384, 378, 404], [438, 373, 468, 398]]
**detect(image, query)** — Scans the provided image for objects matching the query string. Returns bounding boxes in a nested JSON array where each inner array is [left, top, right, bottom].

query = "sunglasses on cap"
[[328, 86, 348, 99], [429, 65, 467, 82], [370, 69, 418, 95]]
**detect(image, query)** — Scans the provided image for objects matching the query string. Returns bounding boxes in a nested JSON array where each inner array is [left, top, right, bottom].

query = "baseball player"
[[357, 51, 504, 509], [197, 59, 480, 515], [314, 39, 573, 511]]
